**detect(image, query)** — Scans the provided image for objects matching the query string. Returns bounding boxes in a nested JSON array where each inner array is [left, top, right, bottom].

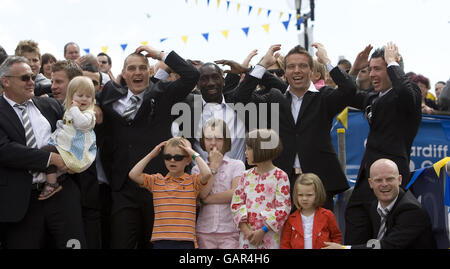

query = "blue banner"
[[331, 111, 450, 186]]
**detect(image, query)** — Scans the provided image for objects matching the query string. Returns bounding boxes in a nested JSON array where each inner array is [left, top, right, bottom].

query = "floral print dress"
[[231, 167, 291, 249]]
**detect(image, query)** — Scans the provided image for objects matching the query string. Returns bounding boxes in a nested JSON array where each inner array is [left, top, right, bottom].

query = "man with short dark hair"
[[345, 42, 421, 245], [96, 45, 199, 248], [50, 60, 83, 103], [97, 52, 114, 83]]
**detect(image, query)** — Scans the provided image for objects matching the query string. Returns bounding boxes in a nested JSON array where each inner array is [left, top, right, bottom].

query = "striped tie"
[[377, 208, 389, 240], [15, 103, 38, 149], [122, 95, 140, 121], [15, 103, 39, 177]]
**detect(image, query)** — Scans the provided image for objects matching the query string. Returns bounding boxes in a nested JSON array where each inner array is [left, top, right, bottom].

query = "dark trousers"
[[82, 207, 101, 249], [344, 177, 376, 245], [153, 240, 195, 249], [110, 179, 154, 249], [3, 178, 86, 249], [99, 182, 112, 249]]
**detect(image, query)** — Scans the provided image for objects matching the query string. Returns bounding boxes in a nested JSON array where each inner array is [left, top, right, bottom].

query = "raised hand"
[[311, 43, 331, 65], [214, 60, 250, 74], [350, 44, 373, 75], [384, 42, 399, 65], [178, 139, 195, 156], [149, 141, 167, 159], [242, 49, 258, 68], [258, 44, 281, 69], [135, 45, 164, 60], [208, 146, 223, 169]]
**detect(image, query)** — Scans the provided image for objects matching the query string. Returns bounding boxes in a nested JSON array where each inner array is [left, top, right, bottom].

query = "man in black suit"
[[344, 43, 422, 244], [0, 56, 86, 248], [232, 44, 356, 210], [324, 159, 435, 249], [95, 45, 199, 248]]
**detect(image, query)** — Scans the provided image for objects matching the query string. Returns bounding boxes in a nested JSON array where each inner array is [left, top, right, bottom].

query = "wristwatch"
[[210, 167, 218, 175]]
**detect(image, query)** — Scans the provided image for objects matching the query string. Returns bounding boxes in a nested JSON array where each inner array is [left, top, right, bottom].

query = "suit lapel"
[[283, 91, 297, 127], [0, 95, 25, 140], [296, 91, 314, 126]]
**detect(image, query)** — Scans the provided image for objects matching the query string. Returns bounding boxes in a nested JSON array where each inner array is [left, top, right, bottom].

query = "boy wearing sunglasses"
[[128, 137, 212, 249]]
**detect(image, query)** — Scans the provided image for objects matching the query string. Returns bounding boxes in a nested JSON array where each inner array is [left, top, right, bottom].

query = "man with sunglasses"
[[0, 56, 86, 248], [97, 52, 115, 84], [95, 45, 199, 249]]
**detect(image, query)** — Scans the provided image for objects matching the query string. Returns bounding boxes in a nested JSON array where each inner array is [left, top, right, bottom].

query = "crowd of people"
[[0, 39, 444, 249]]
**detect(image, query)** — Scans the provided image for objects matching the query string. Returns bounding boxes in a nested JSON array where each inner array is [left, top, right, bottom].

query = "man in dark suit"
[[0, 56, 86, 248], [95, 45, 199, 248], [344, 43, 422, 244], [324, 159, 435, 249], [232, 44, 356, 210]]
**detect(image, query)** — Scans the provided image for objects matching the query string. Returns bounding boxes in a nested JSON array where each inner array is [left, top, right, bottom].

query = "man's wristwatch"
[[210, 167, 218, 175]]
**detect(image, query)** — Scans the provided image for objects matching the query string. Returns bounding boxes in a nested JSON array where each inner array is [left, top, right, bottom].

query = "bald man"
[[323, 159, 436, 249]]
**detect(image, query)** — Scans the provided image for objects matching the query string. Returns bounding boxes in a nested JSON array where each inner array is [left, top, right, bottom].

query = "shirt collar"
[[3, 94, 33, 108], [201, 95, 226, 108], [127, 89, 145, 101], [286, 81, 319, 100], [377, 194, 399, 214], [378, 88, 392, 98], [164, 172, 189, 183], [204, 154, 231, 165]]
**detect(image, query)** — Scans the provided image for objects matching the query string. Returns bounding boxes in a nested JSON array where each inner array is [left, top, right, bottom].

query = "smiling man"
[[50, 60, 83, 103], [345, 42, 422, 245], [95, 45, 199, 249]]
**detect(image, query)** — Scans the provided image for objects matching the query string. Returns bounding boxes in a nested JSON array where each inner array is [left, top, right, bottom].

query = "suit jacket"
[[352, 189, 436, 249], [233, 67, 356, 193], [0, 95, 64, 222], [96, 51, 199, 192], [281, 207, 342, 249], [350, 65, 422, 200]]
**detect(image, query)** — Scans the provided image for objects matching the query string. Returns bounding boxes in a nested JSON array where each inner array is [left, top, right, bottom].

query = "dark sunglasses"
[[99, 60, 108, 64], [6, 74, 36, 82], [162, 154, 187, 161]]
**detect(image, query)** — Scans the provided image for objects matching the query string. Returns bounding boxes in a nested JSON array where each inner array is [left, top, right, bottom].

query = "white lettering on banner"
[[410, 144, 448, 158]]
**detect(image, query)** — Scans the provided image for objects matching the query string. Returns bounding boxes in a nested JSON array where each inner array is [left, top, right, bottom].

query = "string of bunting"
[[82, 0, 305, 54]]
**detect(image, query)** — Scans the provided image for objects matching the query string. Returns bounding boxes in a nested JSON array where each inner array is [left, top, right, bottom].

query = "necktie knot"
[[123, 95, 140, 121], [14, 103, 27, 110], [130, 95, 140, 104]]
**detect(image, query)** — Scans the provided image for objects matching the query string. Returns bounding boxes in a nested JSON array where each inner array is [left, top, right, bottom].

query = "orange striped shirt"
[[140, 172, 203, 246]]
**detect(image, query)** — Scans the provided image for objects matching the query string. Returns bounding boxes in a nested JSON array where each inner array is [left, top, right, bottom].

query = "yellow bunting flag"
[[221, 30, 229, 38], [182, 36, 189, 44], [237, 3, 241, 12], [101, 46, 108, 54], [336, 107, 349, 129], [140, 41, 148, 46], [279, 12, 284, 19], [217, 0, 220, 7], [258, 8, 262, 16], [262, 24, 270, 33], [433, 157, 450, 177]]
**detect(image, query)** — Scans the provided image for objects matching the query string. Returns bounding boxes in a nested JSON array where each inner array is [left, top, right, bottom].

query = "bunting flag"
[[202, 33, 209, 41], [221, 30, 229, 39], [83, 48, 90, 54], [237, 3, 241, 12], [120, 44, 128, 51], [337, 107, 349, 129], [279, 12, 284, 19], [241, 27, 249, 36], [433, 157, 450, 177], [207, 0, 210, 6], [257, 8, 262, 16], [160, 38, 168, 43], [217, 0, 220, 7], [297, 16, 303, 26], [140, 41, 148, 46], [262, 24, 270, 33], [267, 9, 271, 17], [101, 46, 108, 54], [226, 0, 230, 10], [182, 36, 189, 44], [282, 20, 290, 31], [248, 6, 252, 15]]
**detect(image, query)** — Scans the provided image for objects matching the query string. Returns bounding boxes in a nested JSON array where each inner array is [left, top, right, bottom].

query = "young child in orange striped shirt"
[[129, 137, 212, 249]]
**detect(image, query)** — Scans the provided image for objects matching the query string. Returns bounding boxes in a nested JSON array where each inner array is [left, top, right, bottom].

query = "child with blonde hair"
[[129, 137, 212, 249], [39, 76, 97, 200], [231, 128, 291, 249], [281, 173, 342, 249]]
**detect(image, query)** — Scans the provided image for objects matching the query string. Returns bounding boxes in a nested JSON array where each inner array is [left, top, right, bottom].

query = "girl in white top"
[[192, 118, 245, 249], [39, 76, 97, 200]]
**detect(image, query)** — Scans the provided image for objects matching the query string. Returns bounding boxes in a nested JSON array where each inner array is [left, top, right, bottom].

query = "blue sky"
[[1, 0, 449, 93]]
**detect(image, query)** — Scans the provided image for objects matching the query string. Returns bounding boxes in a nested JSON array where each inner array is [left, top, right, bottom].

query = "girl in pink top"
[[192, 119, 245, 249]]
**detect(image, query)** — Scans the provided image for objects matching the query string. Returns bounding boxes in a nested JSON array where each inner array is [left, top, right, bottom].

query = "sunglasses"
[[6, 74, 37, 82], [162, 154, 187, 161], [99, 61, 108, 65]]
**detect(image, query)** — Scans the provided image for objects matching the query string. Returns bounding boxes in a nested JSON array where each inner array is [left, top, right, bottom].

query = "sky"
[[1, 0, 449, 94]]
